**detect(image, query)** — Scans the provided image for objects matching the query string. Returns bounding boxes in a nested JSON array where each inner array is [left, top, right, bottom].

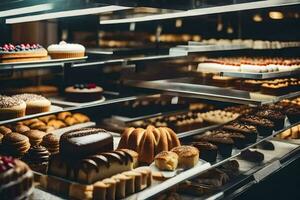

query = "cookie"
[[22, 130, 47, 146]]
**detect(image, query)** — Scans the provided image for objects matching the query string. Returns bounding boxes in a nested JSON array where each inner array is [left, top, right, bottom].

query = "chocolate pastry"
[[256, 110, 285, 131], [23, 145, 50, 173], [286, 107, 300, 124], [254, 141, 275, 151], [213, 130, 246, 149], [194, 131, 234, 158], [60, 128, 113, 158], [192, 141, 218, 163], [222, 122, 258, 144], [218, 160, 239, 178], [240, 149, 264, 163], [240, 115, 275, 136], [194, 168, 230, 187]]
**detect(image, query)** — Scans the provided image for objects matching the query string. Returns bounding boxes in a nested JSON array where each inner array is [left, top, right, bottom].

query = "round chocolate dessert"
[[65, 83, 103, 102], [0, 156, 34, 200]]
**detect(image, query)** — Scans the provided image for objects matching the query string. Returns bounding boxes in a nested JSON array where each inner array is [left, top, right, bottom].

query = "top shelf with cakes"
[[0, 42, 87, 71]]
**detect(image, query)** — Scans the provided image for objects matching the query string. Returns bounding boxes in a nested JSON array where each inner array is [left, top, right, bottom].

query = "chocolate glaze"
[[23, 146, 50, 164]]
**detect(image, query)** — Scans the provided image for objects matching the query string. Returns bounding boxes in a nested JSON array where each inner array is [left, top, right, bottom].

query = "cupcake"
[[12, 93, 51, 114], [23, 145, 50, 173], [47, 41, 85, 59], [240, 115, 275, 136], [286, 107, 300, 124], [192, 141, 218, 163], [0, 95, 26, 120]]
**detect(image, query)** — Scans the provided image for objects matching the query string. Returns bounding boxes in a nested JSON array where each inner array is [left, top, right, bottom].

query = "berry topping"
[[87, 83, 97, 89], [0, 156, 16, 173]]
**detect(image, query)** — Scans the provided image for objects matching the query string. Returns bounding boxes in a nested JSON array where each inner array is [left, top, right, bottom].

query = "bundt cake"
[[117, 125, 181, 164]]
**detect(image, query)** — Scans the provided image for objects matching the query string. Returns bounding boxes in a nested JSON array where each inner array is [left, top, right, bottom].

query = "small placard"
[[253, 160, 281, 182]]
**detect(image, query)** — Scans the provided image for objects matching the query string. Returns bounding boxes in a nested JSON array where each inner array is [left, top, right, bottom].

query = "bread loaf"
[[118, 125, 180, 164]]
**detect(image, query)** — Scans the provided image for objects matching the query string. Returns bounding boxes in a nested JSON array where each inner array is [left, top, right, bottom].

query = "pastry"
[[21, 118, 40, 126], [23, 145, 50, 173], [47, 119, 66, 129], [2, 132, 30, 157], [255, 141, 275, 150], [22, 130, 47, 146], [194, 131, 234, 158], [111, 174, 130, 199], [116, 148, 139, 169], [13, 125, 30, 133], [0, 156, 34, 200], [65, 83, 103, 102], [192, 141, 218, 163], [212, 130, 246, 149], [193, 168, 230, 187], [218, 160, 240, 178], [118, 126, 180, 164], [256, 110, 285, 131], [41, 133, 60, 154], [171, 146, 199, 169], [154, 151, 178, 171], [48, 149, 136, 184], [60, 128, 113, 158], [0, 95, 26, 120], [240, 115, 275, 136], [29, 121, 46, 129], [64, 116, 79, 126], [12, 93, 51, 114], [133, 167, 152, 189], [286, 107, 300, 124], [240, 149, 264, 163], [222, 122, 258, 144], [0, 126, 12, 135], [73, 113, 90, 123], [57, 111, 72, 120], [38, 114, 56, 123], [93, 181, 110, 200], [200, 110, 239, 124], [69, 183, 93, 200], [47, 41, 85, 59], [0, 43, 48, 63], [37, 125, 55, 133]]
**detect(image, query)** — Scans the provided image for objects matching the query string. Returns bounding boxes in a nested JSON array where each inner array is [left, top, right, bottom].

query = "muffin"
[[222, 122, 258, 144], [47, 41, 85, 59], [12, 93, 51, 115], [154, 151, 178, 171], [171, 146, 199, 169], [194, 131, 234, 158], [256, 110, 285, 131], [0, 95, 26, 120], [240, 115, 275, 136], [23, 145, 50, 173], [192, 141, 218, 163], [286, 107, 300, 124]]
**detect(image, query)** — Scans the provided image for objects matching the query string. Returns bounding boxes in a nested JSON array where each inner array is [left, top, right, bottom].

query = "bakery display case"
[[1, 0, 300, 200]]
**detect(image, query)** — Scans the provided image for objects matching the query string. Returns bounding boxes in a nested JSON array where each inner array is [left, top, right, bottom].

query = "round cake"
[[12, 93, 51, 115], [0, 95, 26, 120], [47, 41, 85, 59], [65, 83, 103, 102], [0, 43, 48, 63], [0, 156, 34, 200]]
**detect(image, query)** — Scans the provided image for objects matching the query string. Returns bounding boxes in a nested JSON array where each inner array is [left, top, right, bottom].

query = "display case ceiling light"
[[0, 3, 53, 17], [6, 5, 131, 24], [269, 11, 284, 19]]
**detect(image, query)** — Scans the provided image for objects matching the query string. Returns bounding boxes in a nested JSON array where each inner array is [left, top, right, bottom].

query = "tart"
[[47, 41, 85, 59]]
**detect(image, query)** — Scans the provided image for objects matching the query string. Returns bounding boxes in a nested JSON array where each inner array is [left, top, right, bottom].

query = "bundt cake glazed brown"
[[118, 125, 181, 164], [0, 156, 34, 200]]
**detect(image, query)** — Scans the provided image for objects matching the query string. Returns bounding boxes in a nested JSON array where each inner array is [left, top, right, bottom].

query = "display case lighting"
[[0, 3, 53, 17], [6, 5, 131, 24], [100, 0, 300, 25], [269, 11, 284, 19]]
